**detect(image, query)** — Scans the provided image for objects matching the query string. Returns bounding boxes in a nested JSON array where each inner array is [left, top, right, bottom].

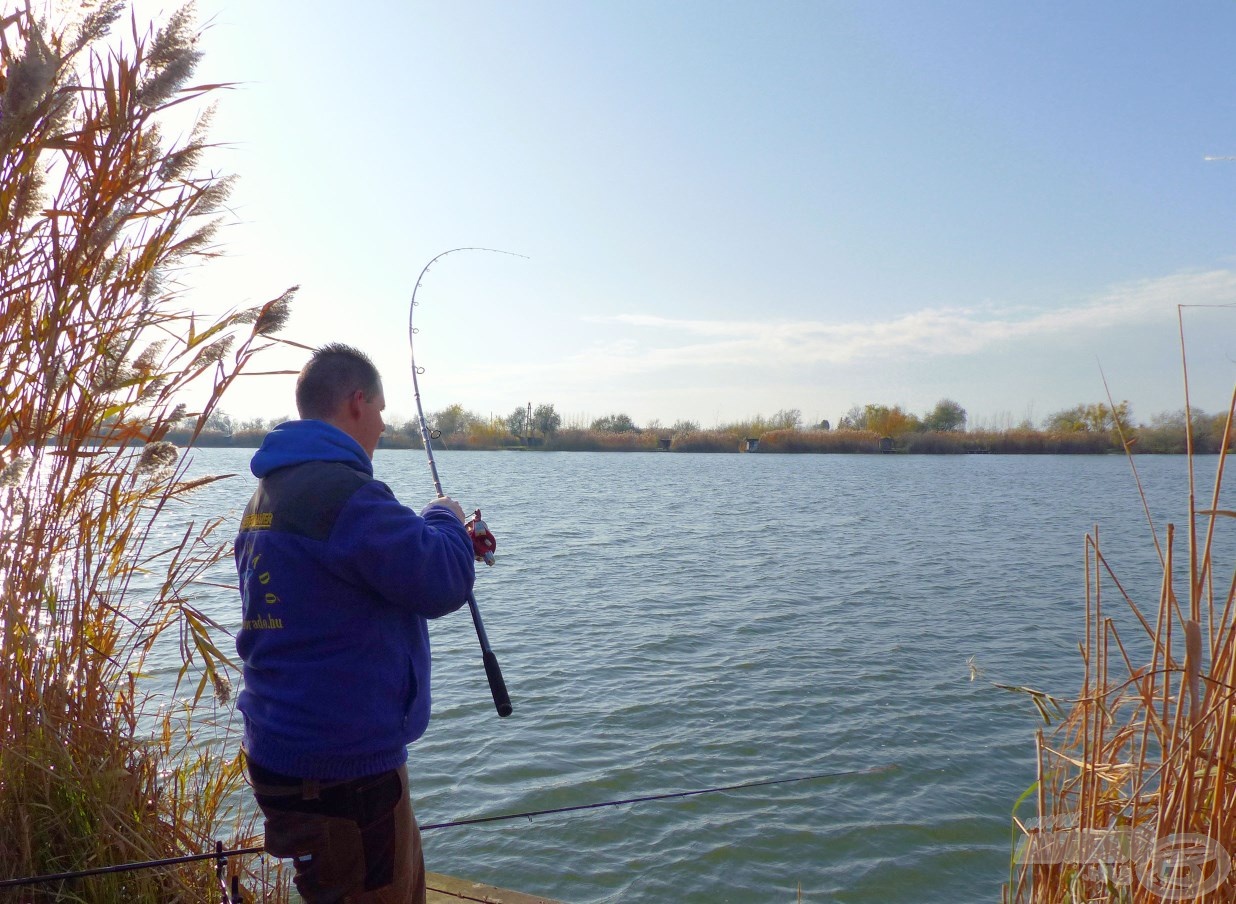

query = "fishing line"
[[409, 247, 526, 718], [419, 763, 896, 831], [0, 765, 895, 889]]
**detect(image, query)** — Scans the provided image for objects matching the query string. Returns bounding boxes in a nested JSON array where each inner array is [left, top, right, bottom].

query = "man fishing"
[[234, 343, 476, 903]]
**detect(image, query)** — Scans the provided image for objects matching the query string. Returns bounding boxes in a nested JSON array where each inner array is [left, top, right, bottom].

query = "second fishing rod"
[[408, 247, 522, 718]]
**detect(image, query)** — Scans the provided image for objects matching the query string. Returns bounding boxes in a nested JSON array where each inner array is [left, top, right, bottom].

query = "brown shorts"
[[248, 760, 424, 903]]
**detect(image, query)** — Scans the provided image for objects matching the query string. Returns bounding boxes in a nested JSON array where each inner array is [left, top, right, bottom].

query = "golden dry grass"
[[1006, 317, 1236, 903], [1, 3, 294, 899]]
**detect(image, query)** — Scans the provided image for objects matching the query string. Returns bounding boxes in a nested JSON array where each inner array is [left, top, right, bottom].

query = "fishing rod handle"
[[484, 650, 513, 717], [467, 590, 512, 717]]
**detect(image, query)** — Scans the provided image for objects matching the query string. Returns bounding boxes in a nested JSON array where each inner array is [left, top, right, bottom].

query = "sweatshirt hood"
[[250, 420, 373, 479]]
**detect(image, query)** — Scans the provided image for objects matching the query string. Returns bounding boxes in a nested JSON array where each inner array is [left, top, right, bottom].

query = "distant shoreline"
[[160, 428, 1213, 456]]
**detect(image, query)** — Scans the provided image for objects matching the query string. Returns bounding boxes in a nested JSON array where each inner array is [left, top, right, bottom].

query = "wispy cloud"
[[573, 270, 1236, 375]]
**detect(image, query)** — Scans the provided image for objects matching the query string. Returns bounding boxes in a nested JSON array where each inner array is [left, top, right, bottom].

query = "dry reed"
[[1, 4, 294, 899], [1005, 313, 1236, 903]]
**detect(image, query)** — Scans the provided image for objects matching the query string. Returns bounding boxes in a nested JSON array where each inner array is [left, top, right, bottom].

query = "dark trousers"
[[248, 759, 425, 903]]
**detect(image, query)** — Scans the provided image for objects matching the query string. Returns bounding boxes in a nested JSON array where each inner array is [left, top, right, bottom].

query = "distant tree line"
[[835, 399, 969, 434], [163, 403, 566, 449], [157, 396, 1234, 454]]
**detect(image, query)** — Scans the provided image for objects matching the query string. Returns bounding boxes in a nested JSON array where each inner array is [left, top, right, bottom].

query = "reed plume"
[[1, 3, 294, 899]]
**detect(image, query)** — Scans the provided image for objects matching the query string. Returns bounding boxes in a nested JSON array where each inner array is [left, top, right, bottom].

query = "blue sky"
[[128, 1, 1236, 428]]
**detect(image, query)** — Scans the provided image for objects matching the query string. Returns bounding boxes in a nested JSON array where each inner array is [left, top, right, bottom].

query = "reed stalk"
[[1, 4, 295, 899], [1007, 310, 1236, 903]]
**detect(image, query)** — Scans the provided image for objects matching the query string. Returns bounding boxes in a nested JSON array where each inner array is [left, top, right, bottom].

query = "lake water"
[[149, 448, 1227, 903]]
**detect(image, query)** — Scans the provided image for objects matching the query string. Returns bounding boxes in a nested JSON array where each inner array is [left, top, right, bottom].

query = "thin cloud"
[[579, 269, 1236, 373], [440, 269, 1236, 401]]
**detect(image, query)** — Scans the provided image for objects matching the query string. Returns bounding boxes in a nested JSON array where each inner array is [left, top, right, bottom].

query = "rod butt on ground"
[[483, 650, 513, 717]]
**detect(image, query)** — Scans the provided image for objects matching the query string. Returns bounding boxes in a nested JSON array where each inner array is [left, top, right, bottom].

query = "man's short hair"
[[296, 344, 382, 419]]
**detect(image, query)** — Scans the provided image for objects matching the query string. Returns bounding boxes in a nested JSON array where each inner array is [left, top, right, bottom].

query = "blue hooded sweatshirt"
[[234, 420, 474, 780]]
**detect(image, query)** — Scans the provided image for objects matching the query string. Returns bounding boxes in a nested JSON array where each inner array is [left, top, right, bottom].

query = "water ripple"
[[134, 449, 1233, 903]]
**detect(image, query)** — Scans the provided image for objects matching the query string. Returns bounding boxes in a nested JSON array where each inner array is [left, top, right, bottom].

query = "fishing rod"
[[0, 764, 896, 889], [0, 842, 264, 890], [409, 247, 525, 718]]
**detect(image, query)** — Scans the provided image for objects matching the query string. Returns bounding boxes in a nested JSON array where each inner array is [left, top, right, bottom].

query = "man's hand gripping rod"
[[409, 248, 520, 717]]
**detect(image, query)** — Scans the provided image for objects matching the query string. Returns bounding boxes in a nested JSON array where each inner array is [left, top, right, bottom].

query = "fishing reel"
[[466, 509, 497, 566]]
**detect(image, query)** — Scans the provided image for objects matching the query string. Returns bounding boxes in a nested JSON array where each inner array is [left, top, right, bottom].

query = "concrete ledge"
[[427, 871, 563, 903]]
